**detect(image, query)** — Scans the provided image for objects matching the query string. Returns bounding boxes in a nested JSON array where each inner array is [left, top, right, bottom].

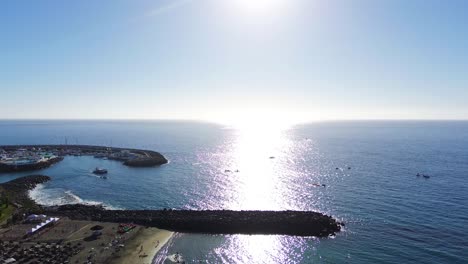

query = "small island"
[[0, 145, 168, 172]]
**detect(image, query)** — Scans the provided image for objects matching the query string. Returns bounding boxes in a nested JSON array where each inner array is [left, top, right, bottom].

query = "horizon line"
[[0, 117, 468, 124]]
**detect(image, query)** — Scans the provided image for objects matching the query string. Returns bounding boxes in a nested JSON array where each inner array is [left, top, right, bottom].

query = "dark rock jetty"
[[122, 149, 167, 167], [0, 175, 50, 191], [44, 205, 341, 237]]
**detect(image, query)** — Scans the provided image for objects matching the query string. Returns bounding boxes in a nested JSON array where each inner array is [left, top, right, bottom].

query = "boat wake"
[[28, 184, 118, 210]]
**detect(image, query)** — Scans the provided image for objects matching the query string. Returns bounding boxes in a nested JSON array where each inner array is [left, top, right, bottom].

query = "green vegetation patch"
[[0, 202, 14, 223]]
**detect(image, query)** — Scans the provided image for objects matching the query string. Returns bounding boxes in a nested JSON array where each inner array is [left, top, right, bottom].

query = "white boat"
[[166, 253, 185, 263], [93, 167, 108, 174]]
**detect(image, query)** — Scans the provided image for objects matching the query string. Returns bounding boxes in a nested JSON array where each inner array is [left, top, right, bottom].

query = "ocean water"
[[0, 120, 467, 263]]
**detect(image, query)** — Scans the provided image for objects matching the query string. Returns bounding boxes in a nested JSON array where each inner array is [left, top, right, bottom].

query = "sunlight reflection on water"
[[175, 123, 330, 263], [215, 125, 305, 262], [225, 126, 294, 210]]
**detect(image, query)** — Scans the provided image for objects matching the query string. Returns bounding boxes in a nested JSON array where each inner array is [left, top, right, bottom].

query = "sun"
[[232, 0, 287, 16]]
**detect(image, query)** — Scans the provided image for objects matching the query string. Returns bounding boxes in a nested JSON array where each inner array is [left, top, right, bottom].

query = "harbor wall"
[[46, 205, 342, 237]]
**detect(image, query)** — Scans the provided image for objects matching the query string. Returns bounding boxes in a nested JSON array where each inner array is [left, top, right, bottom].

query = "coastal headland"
[[0, 145, 168, 172]]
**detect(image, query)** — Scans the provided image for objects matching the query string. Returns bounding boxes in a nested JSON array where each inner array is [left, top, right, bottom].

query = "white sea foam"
[[28, 184, 119, 210]]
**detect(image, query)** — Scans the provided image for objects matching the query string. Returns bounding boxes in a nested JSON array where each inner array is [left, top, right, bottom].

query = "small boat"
[[93, 167, 108, 174], [312, 183, 327, 187], [167, 252, 185, 263]]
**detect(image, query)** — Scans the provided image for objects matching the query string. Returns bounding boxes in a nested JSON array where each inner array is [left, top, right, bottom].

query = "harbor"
[[0, 145, 168, 172]]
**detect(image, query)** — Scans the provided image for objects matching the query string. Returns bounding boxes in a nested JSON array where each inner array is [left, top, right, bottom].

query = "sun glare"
[[231, 0, 287, 17], [215, 109, 297, 210], [218, 109, 299, 132]]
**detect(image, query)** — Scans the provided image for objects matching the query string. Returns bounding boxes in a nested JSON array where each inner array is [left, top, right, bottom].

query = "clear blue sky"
[[1, 0, 468, 122]]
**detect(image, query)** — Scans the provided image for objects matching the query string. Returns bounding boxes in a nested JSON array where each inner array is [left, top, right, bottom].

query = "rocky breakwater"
[[122, 150, 168, 167], [0, 156, 63, 173], [45, 205, 342, 237], [0, 175, 51, 213]]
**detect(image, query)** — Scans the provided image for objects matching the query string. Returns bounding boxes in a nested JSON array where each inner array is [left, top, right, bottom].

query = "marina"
[[0, 145, 168, 172]]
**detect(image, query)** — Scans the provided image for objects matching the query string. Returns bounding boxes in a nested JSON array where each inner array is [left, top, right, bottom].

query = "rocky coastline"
[[2, 175, 342, 237], [0, 175, 51, 216]]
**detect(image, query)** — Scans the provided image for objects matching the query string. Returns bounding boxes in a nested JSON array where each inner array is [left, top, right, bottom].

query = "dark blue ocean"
[[1, 120, 467, 263]]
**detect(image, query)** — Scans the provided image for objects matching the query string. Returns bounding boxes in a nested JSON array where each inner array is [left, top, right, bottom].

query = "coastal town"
[[0, 148, 60, 169]]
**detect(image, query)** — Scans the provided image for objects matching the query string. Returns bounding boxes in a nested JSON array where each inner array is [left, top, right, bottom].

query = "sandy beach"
[[112, 227, 173, 264], [0, 218, 173, 264]]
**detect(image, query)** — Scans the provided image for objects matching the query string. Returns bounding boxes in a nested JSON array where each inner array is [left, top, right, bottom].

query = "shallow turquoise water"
[[0, 120, 467, 263]]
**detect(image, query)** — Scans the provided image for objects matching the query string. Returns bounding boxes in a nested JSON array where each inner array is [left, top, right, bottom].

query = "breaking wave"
[[28, 184, 119, 210]]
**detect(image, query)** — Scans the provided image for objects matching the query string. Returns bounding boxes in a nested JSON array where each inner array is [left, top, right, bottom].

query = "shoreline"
[[111, 227, 173, 264], [1, 175, 342, 237], [0, 218, 173, 264], [1, 175, 342, 262], [0, 175, 51, 214], [0, 176, 174, 263], [28, 183, 119, 210]]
